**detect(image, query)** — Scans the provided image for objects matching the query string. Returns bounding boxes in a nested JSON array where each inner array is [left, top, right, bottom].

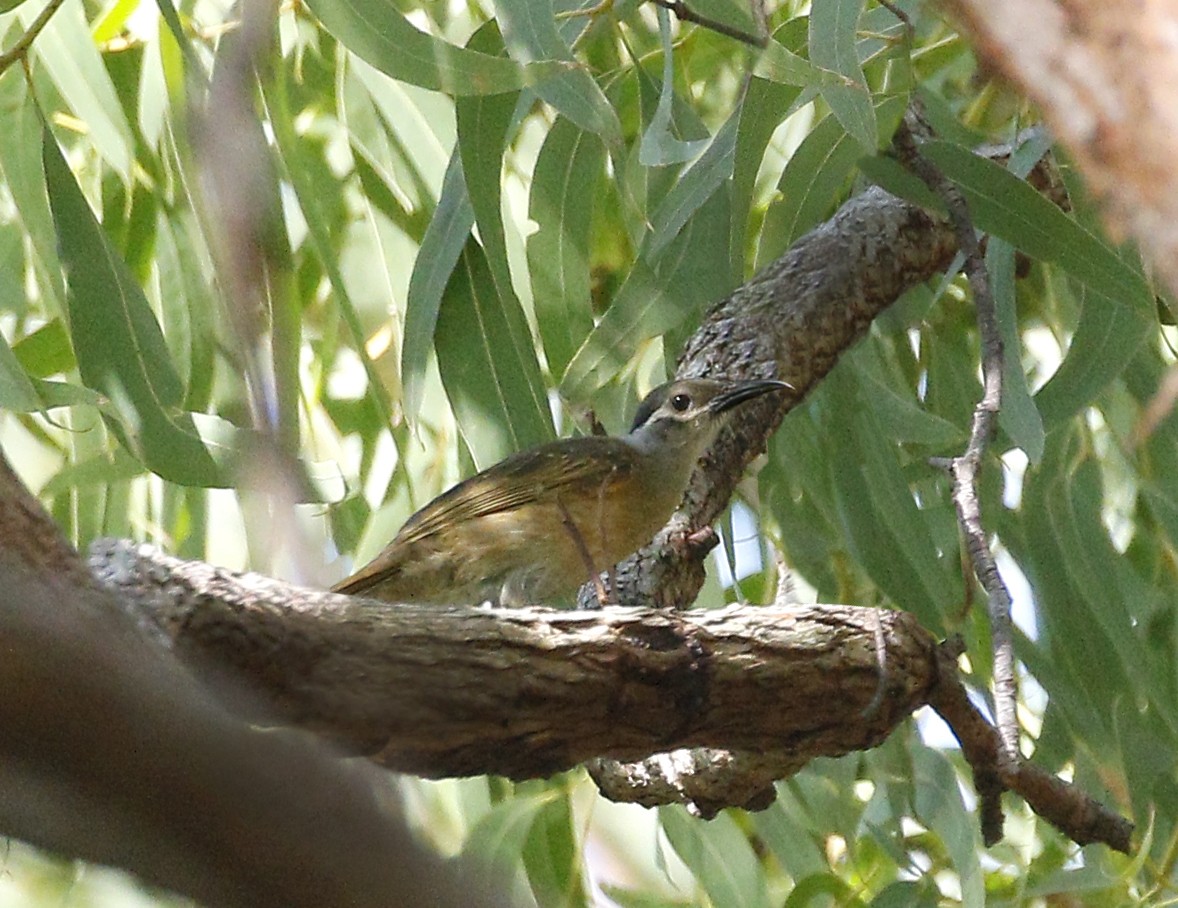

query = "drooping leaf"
[[495, 0, 620, 142], [528, 117, 603, 377], [640, 8, 709, 166], [22, 0, 134, 181], [402, 154, 474, 421], [435, 240, 553, 467], [43, 126, 223, 486], [989, 238, 1045, 462], [660, 805, 771, 908], [809, 0, 876, 151]]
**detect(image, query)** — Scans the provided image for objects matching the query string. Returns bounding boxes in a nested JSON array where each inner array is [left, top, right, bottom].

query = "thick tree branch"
[[607, 141, 1068, 610], [90, 540, 937, 776], [88, 539, 1133, 852]]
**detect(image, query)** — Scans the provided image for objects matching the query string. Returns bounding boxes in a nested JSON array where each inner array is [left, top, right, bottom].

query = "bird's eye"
[[670, 393, 691, 412]]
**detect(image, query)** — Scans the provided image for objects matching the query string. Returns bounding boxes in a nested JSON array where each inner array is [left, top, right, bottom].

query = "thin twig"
[[0, 0, 71, 76], [929, 642, 1133, 852], [649, 0, 769, 47], [892, 111, 1020, 770]]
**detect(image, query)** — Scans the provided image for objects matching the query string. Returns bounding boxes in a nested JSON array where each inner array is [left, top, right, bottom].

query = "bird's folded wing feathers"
[[395, 437, 639, 545]]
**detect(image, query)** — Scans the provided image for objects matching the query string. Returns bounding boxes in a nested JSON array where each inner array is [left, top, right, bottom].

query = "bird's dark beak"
[[709, 379, 792, 414]]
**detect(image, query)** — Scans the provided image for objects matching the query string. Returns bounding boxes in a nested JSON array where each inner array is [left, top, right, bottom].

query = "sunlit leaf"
[[22, 0, 134, 181], [305, 0, 565, 95]]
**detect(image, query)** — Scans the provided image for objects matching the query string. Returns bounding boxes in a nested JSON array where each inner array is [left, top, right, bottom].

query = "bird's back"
[[332, 435, 666, 605]]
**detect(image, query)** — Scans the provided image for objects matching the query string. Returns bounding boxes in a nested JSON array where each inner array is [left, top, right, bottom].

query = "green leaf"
[[12, 318, 74, 378], [347, 53, 457, 195], [989, 238, 1044, 462], [304, 0, 565, 96], [783, 874, 862, 908], [1035, 281, 1154, 430], [263, 70, 398, 445], [43, 126, 223, 486], [435, 240, 553, 467], [154, 214, 215, 411], [22, 0, 134, 181], [850, 359, 964, 448], [755, 112, 862, 268], [0, 75, 65, 310], [752, 798, 828, 879], [402, 153, 474, 421], [528, 117, 603, 377], [464, 789, 557, 878], [39, 448, 144, 496], [822, 363, 957, 630], [754, 32, 825, 87], [495, 0, 620, 142], [910, 748, 984, 908], [455, 24, 526, 320], [920, 141, 1153, 308], [647, 107, 739, 258], [640, 9, 709, 166], [561, 187, 734, 398], [0, 330, 43, 411], [809, 0, 876, 151], [659, 806, 770, 908], [871, 881, 940, 908], [732, 71, 803, 270], [856, 152, 945, 213], [520, 790, 587, 908]]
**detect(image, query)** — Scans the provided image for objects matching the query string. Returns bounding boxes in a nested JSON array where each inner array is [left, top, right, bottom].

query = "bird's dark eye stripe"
[[671, 393, 691, 411]]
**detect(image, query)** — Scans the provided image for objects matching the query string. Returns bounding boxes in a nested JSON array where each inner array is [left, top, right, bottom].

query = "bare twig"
[[650, 0, 769, 48], [0, 0, 71, 76], [891, 112, 1019, 769], [929, 642, 1133, 853]]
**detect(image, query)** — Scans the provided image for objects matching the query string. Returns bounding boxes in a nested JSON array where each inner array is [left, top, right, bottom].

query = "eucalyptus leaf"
[[809, 0, 876, 151], [528, 117, 603, 377], [305, 0, 565, 95], [43, 127, 223, 487], [436, 240, 553, 467], [660, 806, 771, 908]]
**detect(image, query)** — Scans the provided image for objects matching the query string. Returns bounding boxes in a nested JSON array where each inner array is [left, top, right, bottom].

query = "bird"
[[332, 377, 788, 607]]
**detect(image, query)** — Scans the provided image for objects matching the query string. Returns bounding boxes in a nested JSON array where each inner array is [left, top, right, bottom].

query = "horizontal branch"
[[90, 540, 937, 778], [90, 539, 1133, 854]]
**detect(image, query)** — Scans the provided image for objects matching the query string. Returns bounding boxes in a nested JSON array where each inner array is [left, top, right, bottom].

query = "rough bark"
[[87, 538, 1133, 852], [90, 541, 938, 777]]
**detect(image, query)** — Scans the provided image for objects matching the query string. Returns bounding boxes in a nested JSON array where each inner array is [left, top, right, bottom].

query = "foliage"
[[0, 0, 1173, 904]]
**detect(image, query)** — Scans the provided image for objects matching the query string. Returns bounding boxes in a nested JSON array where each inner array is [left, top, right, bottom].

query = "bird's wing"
[[394, 436, 640, 546]]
